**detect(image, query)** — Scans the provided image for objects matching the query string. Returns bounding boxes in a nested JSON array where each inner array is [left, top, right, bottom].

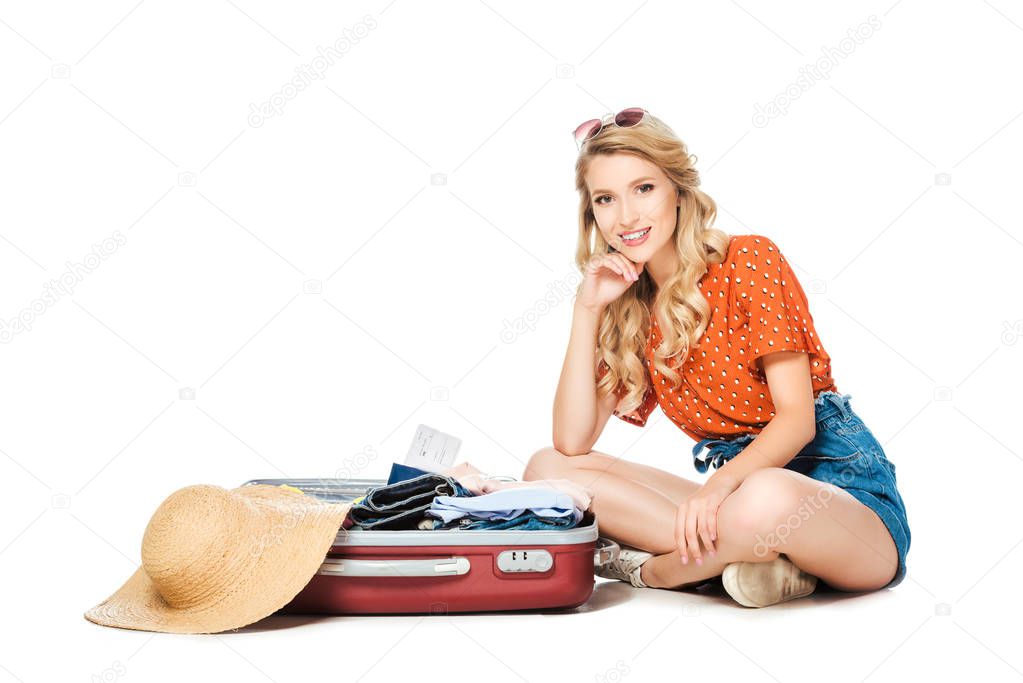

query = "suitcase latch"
[[496, 549, 553, 573]]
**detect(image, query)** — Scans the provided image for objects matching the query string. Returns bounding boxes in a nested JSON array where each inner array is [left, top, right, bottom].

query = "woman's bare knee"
[[523, 446, 574, 481], [727, 470, 804, 529], [714, 469, 805, 561]]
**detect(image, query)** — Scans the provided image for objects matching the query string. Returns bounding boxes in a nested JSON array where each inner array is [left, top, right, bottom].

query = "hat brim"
[[84, 486, 350, 634]]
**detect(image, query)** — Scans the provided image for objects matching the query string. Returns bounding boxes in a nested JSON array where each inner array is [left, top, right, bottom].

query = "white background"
[[1, 0, 1020, 681]]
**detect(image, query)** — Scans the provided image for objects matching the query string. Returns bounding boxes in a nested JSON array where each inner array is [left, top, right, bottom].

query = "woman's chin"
[[620, 240, 655, 258]]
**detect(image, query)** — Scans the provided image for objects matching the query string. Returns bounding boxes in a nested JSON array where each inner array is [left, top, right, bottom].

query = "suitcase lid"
[[240, 478, 384, 503]]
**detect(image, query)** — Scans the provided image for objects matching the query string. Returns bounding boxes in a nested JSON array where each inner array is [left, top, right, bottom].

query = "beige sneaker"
[[722, 554, 818, 607], [595, 542, 654, 588]]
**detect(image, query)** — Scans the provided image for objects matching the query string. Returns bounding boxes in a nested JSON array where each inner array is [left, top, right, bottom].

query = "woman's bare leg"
[[524, 447, 767, 588], [524, 448, 898, 592], [523, 446, 702, 554], [641, 467, 898, 591]]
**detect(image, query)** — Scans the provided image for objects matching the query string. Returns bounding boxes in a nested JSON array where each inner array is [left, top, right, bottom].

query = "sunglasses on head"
[[573, 107, 647, 149]]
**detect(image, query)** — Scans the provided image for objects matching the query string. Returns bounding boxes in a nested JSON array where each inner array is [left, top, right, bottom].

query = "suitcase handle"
[[594, 537, 619, 569], [317, 556, 471, 577]]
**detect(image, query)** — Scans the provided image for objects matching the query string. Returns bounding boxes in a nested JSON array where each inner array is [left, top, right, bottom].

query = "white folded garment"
[[426, 487, 581, 524], [441, 461, 593, 510]]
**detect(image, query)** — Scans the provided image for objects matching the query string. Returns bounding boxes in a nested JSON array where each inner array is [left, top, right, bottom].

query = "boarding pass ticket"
[[404, 424, 461, 473]]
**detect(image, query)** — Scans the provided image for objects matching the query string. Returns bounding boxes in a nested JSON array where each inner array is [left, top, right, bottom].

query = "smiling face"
[[586, 152, 679, 261]]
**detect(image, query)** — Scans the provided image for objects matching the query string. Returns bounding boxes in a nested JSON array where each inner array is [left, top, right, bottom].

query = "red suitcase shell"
[[243, 478, 616, 615]]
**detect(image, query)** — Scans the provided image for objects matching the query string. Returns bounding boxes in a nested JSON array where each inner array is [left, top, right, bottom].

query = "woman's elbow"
[[551, 436, 592, 457]]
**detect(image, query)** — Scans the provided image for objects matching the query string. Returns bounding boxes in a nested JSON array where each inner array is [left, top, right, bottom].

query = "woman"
[[523, 108, 911, 607]]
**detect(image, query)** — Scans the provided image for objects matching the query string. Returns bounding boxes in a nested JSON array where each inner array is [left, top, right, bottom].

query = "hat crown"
[[141, 485, 252, 610]]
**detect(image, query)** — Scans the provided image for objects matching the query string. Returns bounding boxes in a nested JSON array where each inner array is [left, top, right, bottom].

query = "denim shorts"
[[691, 390, 911, 589]]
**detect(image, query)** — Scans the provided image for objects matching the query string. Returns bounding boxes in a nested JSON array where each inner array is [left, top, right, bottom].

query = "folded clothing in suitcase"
[[242, 478, 615, 615]]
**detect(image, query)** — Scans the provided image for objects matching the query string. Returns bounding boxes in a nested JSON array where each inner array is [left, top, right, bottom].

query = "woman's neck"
[[645, 246, 679, 290]]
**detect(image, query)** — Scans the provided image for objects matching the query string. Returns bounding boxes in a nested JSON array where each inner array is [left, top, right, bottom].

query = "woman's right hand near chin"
[[576, 248, 645, 313]]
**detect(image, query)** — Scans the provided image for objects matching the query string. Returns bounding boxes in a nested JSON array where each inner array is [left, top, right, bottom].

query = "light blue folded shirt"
[[427, 487, 582, 524]]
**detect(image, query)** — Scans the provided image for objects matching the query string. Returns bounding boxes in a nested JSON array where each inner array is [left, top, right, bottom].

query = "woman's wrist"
[[574, 299, 604, 318], [707, 470, 742, 495]]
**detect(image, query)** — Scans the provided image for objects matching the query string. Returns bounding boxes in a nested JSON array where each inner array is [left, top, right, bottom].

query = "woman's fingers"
[[595, 255, 626, 280], [610, 253, 639, 281], [675, 505, 688, 564], [593, 246, 642, 283], [699, 509, 716, 558], [686, 507, 702, 565], [626, 255, 645, 280], [607, 255, 639, 283]]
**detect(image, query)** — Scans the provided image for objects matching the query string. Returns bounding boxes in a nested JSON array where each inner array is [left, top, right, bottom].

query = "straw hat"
[[84, 483, 351, 634]]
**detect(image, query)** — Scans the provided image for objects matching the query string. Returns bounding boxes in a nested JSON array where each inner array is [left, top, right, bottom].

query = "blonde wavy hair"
[[574, 112, 732, 416]]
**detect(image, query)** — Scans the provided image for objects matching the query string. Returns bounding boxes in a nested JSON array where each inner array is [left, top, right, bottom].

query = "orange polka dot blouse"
[[597, 234, 838, 441]]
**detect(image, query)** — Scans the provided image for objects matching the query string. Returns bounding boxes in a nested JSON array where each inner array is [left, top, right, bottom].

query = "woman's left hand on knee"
[[674, 479, 739, 565]]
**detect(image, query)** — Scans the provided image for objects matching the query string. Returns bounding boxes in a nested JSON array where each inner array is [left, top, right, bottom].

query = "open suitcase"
[[242, 478, 619, 615]]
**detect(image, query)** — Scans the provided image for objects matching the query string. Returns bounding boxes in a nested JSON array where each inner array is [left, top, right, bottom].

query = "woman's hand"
[[674, 477, 741, 565], [577, 246, 645, 313]]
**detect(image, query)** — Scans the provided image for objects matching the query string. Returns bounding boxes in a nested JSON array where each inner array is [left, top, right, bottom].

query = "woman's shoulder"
[[729, 232, 779, 248], [720, 233, 783, 263]]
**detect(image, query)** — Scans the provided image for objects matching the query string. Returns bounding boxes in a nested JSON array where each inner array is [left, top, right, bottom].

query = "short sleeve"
[[735, 235, 832, 382], [596, 359, 658, 427]]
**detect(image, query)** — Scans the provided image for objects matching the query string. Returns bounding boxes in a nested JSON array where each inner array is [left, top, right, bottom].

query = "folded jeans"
[[348, 472, 474, 530]]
